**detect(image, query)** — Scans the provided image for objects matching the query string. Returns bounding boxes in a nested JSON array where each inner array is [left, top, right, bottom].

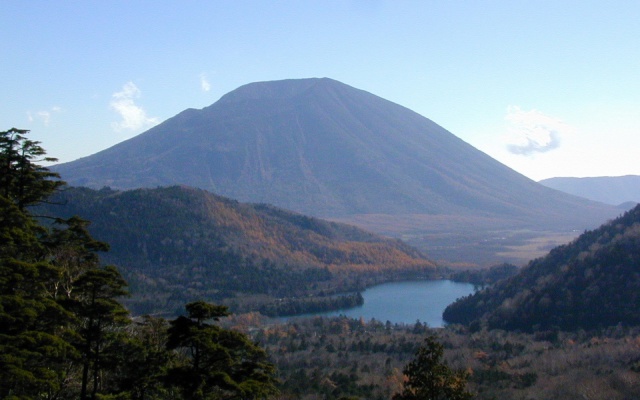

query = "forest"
[[242, 315, 640, 399], [4, 127, 640, 400], [0, 129, 280, 399], [33, 185, 438, 317], [0, 128, 471, 399], [443, 204, 640, 332]]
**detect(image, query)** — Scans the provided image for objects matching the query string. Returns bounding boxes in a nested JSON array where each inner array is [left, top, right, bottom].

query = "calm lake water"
[[284, 280, 476, 327]]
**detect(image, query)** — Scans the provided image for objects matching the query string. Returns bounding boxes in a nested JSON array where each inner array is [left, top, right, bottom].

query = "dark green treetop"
[[0, 128, 64, 211], [394, 335, 473, 400], [167, 301, 279, 400], [0, 128, 75, 398]]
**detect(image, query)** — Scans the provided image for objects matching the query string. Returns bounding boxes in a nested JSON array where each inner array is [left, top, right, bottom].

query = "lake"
[[284, 280, 476, 327]]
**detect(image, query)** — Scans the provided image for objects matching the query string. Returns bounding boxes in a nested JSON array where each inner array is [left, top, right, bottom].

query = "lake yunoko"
[[283, 280, 476, 327]]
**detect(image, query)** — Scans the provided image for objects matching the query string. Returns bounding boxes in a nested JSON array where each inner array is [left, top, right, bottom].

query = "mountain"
[[37, 186, 435, 315], [539, 175, 640, 206], [443, 204, 640, 331], [54, 78, 617, 232]]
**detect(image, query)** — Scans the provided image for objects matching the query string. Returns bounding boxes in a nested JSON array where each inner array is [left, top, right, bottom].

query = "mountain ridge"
[[52, 78, 619, 265], [539, 175, 640, 206]]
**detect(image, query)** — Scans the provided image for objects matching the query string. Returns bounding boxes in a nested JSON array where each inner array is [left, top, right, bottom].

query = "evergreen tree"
[[393, 335, 473, 400], [112, 315, 173, 400], [167, 301, 279, 399], [0, 128, 63, 211], [0, 128, 76, 399], [1, 129, 282, 399], [0, 128, 131, 399], [68, 265, 130, 400]]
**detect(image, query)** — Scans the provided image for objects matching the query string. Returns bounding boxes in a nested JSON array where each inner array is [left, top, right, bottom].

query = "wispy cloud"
[[110, 82, 159, 131], [200, 73, 211, 92], [28, 106, 62, 126], [504, 106, 570, 156]]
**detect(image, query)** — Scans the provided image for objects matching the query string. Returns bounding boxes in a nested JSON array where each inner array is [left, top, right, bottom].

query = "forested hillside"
[[0, 128, 279, 399], [38, 186, 436, 316], [7, 128, 640, 400], [443, 205, 640, 331]]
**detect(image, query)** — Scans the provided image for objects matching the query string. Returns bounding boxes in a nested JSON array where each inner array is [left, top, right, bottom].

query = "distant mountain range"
[[54, 78, 617, 229], [443, 204, 640, 331], [539, 175, 640, 207], [37, 186, 435, 315]]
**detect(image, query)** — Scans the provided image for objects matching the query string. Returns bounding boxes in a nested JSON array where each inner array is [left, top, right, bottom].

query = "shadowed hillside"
[[37, 185, 436, 316], [443, 205, 640, 331]]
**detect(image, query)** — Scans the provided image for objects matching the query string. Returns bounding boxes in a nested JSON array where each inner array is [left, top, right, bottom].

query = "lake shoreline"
[[273, 279, 476, 327]]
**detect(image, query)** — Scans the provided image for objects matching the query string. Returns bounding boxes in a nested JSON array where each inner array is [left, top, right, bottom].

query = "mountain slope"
[[54, 78, 617, 231], [443, 205, 640, 331], [539, 175, 640, 206], [38, 186, 435, 315]]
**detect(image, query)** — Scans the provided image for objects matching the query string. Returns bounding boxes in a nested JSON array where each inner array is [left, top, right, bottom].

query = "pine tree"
[[0, 128, 134, 399], [0, 128, 76, 398], [1, 128, 283, 398], [67, 265, 130, 400], [393, 335, 473, 400], [167, 301, 279, 399], [0, 128, 63, 211]]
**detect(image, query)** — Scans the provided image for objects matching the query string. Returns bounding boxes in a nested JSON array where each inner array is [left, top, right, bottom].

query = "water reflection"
[[280, 280, 475, 327]]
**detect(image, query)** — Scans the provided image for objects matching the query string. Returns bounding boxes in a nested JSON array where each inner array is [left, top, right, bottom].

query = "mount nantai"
[[54, 78, 617, 232]]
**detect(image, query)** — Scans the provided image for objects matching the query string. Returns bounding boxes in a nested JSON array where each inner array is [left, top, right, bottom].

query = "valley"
[[6, 2, 640, 398], [443, 205, 640, 332], [339, 213, 585, 266], [412, 228, 581, 267], [4, 75, 640, 399]]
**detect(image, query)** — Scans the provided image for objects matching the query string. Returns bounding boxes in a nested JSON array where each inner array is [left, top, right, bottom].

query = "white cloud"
[[504, 106, 571, 156], [110, 82, 159, 131], [27, 106, 62, 126], [37, 111, 52, 125], [200, 73, 211, 92]]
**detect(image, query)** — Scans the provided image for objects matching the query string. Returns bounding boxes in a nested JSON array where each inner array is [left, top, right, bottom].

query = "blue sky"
[[2, 1, 639, 181]]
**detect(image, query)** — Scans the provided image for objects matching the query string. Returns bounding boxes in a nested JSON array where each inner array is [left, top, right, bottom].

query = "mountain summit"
[[55, 78, 616, 229]]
